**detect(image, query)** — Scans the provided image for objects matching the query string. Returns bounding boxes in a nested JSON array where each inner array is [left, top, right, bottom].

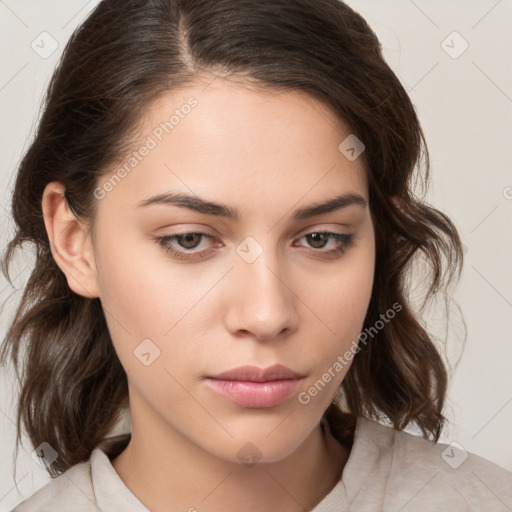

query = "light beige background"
[[1, 0, 511, 509]]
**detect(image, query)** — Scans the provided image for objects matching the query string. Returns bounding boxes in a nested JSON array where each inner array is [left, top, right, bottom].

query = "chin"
[[210, 421, 314, 465]]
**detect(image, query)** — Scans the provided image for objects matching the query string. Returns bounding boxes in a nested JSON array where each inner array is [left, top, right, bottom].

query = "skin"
[[42, 76, 376, 511]]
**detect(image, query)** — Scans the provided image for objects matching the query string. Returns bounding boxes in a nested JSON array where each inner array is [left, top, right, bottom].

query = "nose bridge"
[[228, 234, 296, 339]]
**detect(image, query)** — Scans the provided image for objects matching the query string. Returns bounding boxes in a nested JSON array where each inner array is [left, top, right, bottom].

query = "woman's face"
[[90, 77, 375, 463]]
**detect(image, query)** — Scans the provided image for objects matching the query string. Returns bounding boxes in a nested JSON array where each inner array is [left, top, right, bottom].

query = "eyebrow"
[[135, 192, 367, 221]]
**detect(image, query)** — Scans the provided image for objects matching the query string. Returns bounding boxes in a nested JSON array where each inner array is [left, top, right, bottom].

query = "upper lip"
[[208, 364, 304, 382]]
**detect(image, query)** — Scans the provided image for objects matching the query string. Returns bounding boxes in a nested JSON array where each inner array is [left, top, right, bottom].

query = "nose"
[[224, 250, 298, 341]]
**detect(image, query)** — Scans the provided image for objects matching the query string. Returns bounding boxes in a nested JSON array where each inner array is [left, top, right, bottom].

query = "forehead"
[[96, 77, 369, 219]]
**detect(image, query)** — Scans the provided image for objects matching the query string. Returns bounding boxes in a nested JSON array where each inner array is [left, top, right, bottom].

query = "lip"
[[205, 364, 304, 408], [208, 364, 304, 382]]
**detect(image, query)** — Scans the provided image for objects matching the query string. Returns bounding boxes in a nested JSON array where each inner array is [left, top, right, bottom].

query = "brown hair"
[[1, 0, 464, 480]]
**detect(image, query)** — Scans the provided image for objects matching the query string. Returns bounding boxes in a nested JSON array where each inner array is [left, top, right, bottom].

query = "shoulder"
[[352, 416, 512, 510], [10, 460, 95, 512], [11, 434, 131, 512]]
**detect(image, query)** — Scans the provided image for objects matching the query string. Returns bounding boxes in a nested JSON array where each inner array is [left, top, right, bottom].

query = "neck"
[[111, 412, 349, 511]]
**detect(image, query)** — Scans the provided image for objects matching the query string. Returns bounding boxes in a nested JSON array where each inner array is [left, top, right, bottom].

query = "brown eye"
[[296, 231, 355, 257], [173, 233, 203, 250], [305, 232, 330, 249], [154, 232, 217, 260]]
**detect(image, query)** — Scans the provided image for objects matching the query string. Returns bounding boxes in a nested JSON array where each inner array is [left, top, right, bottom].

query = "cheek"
[[290, 258, 374, 414], [94, 227, 192, 326], [93, 230, 175, 354], [93, 230, 220, 372], [305, 247, 374, 338], [298, 244, 375, 375]]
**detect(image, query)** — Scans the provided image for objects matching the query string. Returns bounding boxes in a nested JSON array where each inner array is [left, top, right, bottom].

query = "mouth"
[[205, 364, 305, 408]]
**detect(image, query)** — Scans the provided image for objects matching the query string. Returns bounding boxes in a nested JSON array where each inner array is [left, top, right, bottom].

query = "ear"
[[41, 182, 100, 299]]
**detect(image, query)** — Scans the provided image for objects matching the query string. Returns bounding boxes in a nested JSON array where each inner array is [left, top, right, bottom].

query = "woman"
[[2, 0, 511, 510]]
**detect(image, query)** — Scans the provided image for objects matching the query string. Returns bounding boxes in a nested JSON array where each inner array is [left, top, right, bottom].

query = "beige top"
[[12, 416, 512, 511]]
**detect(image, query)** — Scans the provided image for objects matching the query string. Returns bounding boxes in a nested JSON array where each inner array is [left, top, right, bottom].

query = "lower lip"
[[205, 378, 302, 408]]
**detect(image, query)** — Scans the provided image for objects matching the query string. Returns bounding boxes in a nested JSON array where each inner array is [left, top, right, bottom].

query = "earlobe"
[[41, 182, 100, 299]]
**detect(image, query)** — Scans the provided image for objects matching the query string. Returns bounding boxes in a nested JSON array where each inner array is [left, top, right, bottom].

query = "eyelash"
[[153, 230, 355, 261]]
